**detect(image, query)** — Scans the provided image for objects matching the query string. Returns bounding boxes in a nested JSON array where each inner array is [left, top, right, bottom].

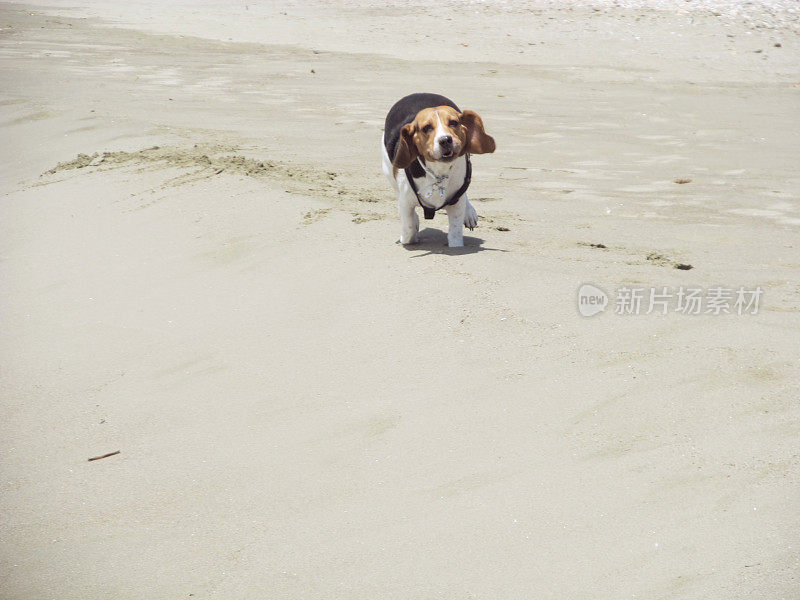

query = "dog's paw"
[[399, 233, 420, 245], [464, 203, 478, 230]]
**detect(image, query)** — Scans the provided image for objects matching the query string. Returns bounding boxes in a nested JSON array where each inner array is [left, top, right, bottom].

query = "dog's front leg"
[[398, 192, 420, 245], [463, 195, 478, 230], [445, 197, 467, 247]]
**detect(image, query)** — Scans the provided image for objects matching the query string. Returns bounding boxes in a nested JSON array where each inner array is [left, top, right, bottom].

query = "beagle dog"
[[381, 93, 496, 247]]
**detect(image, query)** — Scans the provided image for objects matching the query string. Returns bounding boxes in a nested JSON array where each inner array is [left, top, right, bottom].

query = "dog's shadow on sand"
[[399, 228, 506, 257]]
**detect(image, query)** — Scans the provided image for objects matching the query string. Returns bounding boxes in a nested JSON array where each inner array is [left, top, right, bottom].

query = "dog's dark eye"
[[422, 124, 433, 133], [449, 120, 459, 127]]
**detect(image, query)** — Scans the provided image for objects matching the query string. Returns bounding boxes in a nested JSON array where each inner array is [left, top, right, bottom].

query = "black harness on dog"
[[405, 154, 472, 220]]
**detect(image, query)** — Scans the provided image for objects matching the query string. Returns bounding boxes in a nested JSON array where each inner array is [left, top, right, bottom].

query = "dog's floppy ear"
[[392, 123, 419, 169], [460, 110, 496, 155]]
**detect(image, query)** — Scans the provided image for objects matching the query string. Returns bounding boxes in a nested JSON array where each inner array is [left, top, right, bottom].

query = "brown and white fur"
[[382, 94, 496, 247]]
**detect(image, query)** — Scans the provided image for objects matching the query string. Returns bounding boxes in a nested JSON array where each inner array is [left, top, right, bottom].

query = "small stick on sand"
[[87, 450, 120, 462]]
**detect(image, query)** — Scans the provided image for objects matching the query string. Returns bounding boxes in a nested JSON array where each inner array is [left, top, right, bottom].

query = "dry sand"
[[1, 1, 799, 598]]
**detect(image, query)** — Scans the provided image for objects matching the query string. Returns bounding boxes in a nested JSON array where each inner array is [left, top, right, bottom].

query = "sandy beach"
[[1, 1, 799, 598]]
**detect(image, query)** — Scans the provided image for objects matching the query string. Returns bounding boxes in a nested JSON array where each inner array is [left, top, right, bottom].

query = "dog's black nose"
[[439, 135, 453, 147]]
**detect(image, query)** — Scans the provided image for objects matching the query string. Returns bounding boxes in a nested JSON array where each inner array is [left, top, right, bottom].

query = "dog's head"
[[392, 106, 495, 170]]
